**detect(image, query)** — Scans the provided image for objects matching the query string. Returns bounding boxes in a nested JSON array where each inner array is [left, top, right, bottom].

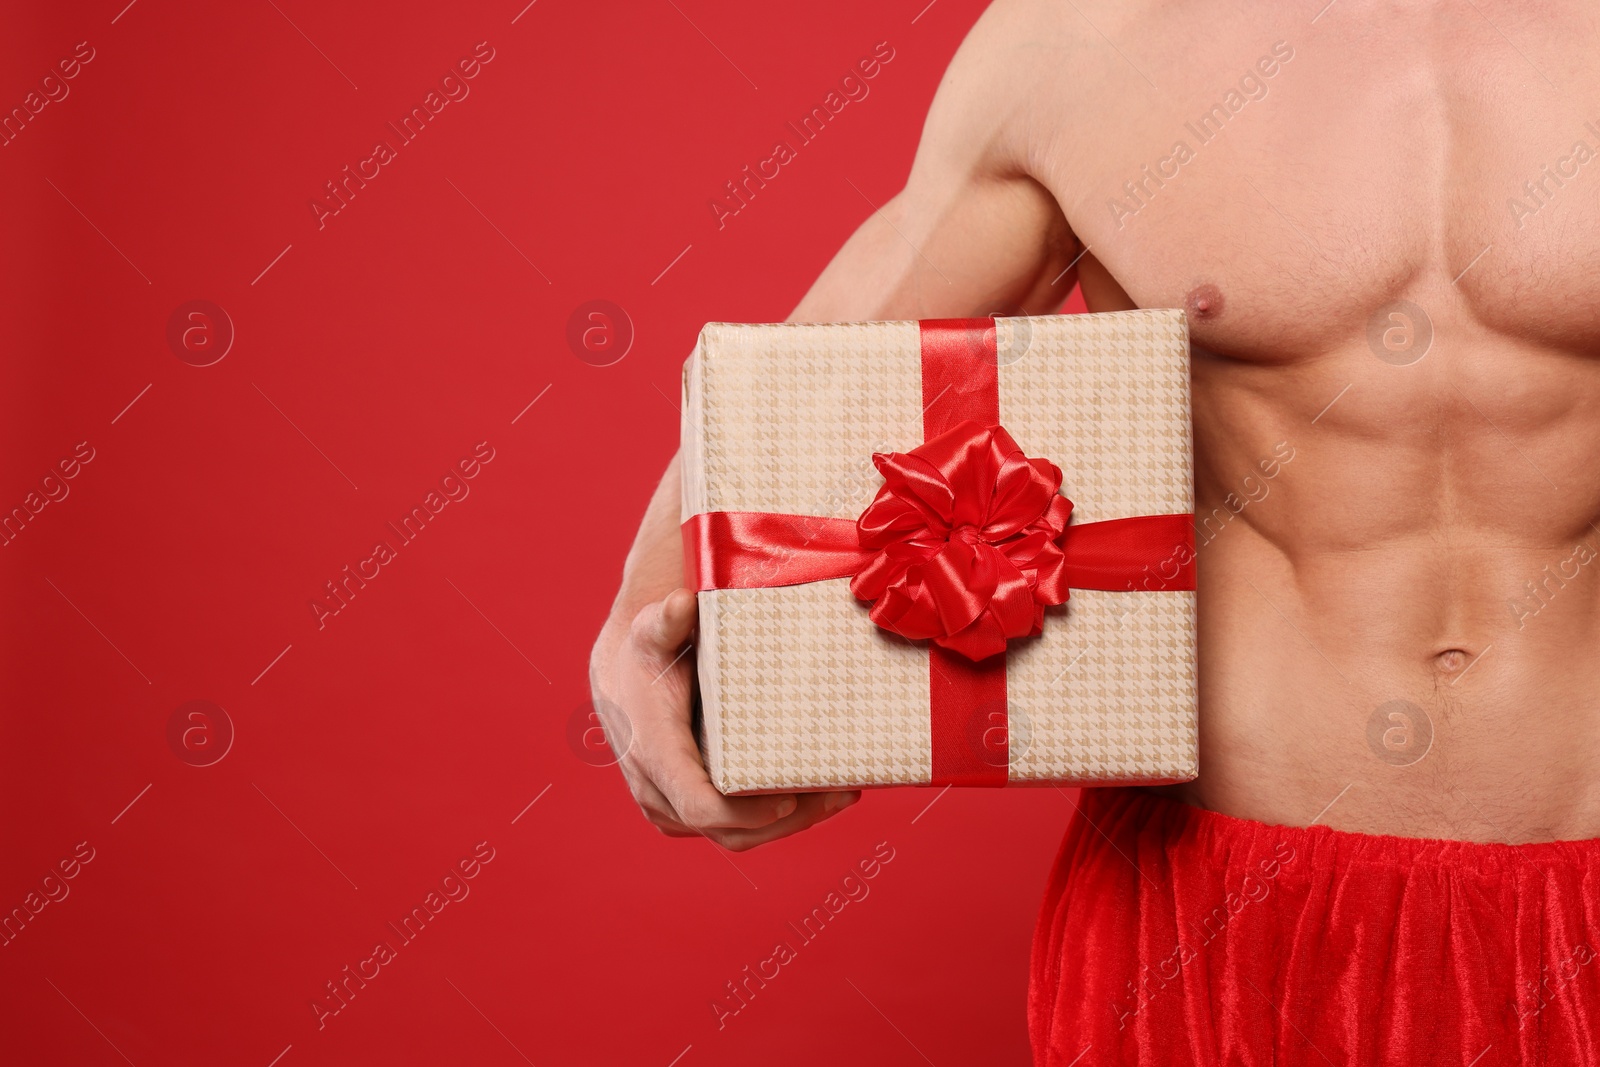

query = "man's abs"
[[1179, 329, 1600, 842]]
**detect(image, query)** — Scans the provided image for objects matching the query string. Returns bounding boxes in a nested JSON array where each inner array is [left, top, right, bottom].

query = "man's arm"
[[589, 1, 1081, 850]]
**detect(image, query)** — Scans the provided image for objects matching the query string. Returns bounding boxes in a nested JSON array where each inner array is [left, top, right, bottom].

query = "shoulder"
[[925, 0, 1165, 182]]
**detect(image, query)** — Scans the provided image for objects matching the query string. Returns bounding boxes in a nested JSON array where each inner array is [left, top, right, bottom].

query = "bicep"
[[790, 1, 1079, 323]]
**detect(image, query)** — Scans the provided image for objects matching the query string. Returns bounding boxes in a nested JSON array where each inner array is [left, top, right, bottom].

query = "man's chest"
[[1031, 2, 1600, 361]]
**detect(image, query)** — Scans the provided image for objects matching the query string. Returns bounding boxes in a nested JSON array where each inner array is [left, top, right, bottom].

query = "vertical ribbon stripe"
[[919, 318, 1001, 438], [919, 320, 1009, 786]]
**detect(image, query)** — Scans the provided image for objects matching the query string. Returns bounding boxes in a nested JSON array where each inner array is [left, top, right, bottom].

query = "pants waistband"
[[1080, 786, 1600, 873]]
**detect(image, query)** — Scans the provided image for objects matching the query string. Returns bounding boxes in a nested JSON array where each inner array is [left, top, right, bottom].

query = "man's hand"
[[590, 587, 860, 851]]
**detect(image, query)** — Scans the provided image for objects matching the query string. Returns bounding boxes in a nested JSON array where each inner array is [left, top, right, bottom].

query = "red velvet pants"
[[1029, 787, 1600, 1065]]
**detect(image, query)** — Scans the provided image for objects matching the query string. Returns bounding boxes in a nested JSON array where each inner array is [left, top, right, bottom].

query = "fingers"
[[654, 747, 800, 832], [633, 727, 864, 846], [709, 791, 862, 852], [640, 785, 863, 847], [630, 774, 700, 837], [611, 588, 865, 851], [617, 709, 799, 834], [660, 586, 697, 641], [629, 588, 697, 659], [631, 655, 804, 833], [823, 790, 862, 816]]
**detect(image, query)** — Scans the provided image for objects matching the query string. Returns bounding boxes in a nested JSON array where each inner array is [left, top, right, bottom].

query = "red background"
[[0, 1, 1087, 1063]]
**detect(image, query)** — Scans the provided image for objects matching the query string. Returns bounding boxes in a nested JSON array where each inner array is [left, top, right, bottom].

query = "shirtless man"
[[591, 1, 1600, 1060]]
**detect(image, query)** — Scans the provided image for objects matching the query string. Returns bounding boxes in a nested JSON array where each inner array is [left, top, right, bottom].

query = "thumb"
[[631, 588, 697, 657]]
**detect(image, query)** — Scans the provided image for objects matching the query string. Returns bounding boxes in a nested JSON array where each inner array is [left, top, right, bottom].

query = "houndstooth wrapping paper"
[[681, 311, 1197, 794]]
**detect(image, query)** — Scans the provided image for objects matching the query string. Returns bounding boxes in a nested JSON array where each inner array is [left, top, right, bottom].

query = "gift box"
[[680, 311, 1196, 794]]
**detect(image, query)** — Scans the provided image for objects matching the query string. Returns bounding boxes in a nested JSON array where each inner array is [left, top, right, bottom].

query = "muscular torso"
[[1016, 1, 1600, 840]]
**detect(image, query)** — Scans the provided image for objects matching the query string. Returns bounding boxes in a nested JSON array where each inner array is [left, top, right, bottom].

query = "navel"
[[1434, 648, 1471, 673], [1185, 283, 1224, 321]]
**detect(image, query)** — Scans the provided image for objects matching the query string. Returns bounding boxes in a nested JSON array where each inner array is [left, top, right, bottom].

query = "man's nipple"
[[1185, 283, 1224, 321]]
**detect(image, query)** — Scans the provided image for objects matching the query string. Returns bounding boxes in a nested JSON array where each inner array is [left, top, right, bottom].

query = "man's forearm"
[[605, 452, 685, 630]]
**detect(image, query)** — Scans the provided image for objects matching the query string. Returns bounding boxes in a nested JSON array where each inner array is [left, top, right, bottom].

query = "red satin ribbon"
[[683, 512, 1196, 596], [684, 319, 1194, 786], [683, 512, 869, 591]]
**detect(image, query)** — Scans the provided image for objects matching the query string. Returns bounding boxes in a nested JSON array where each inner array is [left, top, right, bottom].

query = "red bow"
[[851, 421, 1073, 661]]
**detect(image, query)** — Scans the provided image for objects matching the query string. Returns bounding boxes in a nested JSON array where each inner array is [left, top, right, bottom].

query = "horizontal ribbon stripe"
[[682, 511, 869, 592], [1058, 513, 1196, 592], [683, 511, 1196, 594]]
